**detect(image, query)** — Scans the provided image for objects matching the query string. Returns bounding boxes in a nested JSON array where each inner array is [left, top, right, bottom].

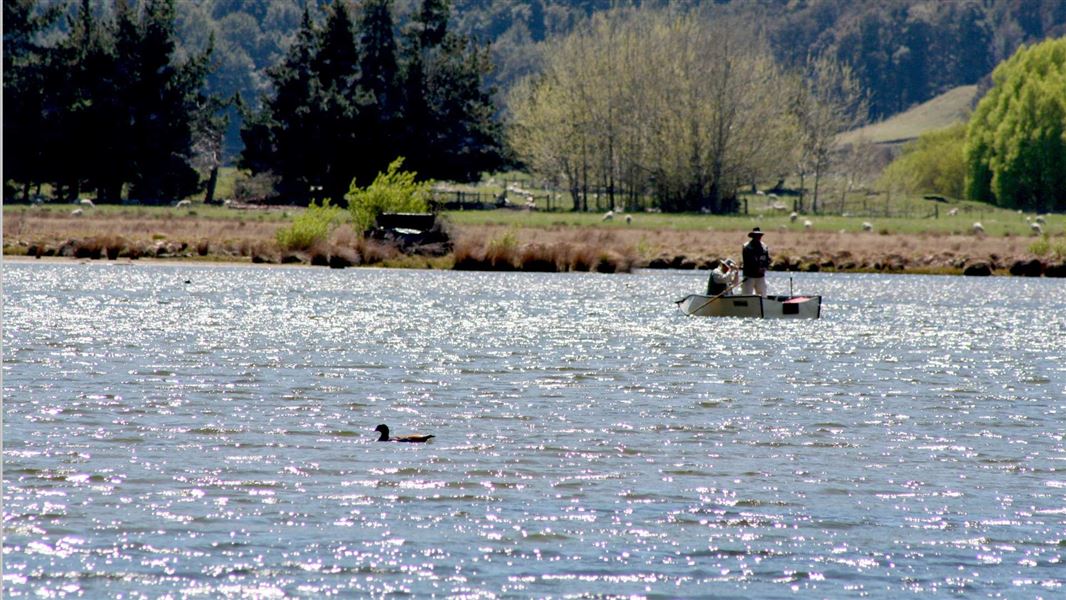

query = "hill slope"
[[839, 85, 978, 146]]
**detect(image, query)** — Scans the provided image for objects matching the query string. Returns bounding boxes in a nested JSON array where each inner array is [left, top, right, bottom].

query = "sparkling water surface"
[[3, 262, 1065, 598]]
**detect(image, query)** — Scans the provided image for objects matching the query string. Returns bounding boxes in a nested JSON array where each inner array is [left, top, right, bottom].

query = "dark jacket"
[[742, 240, 770, 278]]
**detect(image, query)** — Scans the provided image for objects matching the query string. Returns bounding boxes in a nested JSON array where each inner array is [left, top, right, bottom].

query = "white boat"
[[675, 294, 822, 319]]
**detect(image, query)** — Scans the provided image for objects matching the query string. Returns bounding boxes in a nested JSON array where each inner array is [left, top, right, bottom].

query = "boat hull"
[[676, 294, 822, 319]]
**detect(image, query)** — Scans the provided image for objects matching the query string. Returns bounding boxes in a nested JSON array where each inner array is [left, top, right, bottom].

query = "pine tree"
[[240, 8, 323, 203], [3, 0, 62, 200], [125, 0, 211, 201]]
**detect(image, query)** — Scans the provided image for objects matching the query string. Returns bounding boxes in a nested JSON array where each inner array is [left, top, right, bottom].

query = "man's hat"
[[748, 227, 765, 238]]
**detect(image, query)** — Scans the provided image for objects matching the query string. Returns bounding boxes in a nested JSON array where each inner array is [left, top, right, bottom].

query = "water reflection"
[[3, 263, 1064, 597]]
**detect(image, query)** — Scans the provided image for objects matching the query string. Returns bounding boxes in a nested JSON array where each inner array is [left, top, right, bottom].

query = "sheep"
[[972, 222, 985, 235], [1035, 215, 1046, 225], [862, 221, 873, 232], [803, 219, 813, 230], [1031, 222, 1043, 235], [175, 199, 192, 208], [755, 190, 766, 196], [768, 193, 779, 200], [789, 211, 798, 223], [625, 214, 632, 225], [71, 208, 83, 216], [948, 207, 959, 216], [78, 198, 94, 208], [771, 202, 787, 211], [602, 210, 614, 221]]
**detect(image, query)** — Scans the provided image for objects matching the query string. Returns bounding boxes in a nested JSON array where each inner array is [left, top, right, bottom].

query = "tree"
[[791, 53, 867, 213], [239, 8, 324, 203], [400, 0, 506, 182], [124, 0, 213, 201], [879, 123, 967, 199], [965, 37, 1066, 212], [3, 0, 62, 199], [508, 7, 795, 213]]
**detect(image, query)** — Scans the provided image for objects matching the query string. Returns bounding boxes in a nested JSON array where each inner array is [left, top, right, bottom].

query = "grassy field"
[[445, 202, 1062, 237], [838, 84, 978, 146]]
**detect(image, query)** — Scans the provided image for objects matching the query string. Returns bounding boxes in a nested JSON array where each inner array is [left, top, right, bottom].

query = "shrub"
[[1028, 236, 1050, 257], [276, 200, 344, 251], [346, 158, 431, 234]]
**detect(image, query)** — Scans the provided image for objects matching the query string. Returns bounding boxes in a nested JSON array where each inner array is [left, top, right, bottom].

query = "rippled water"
[[3, 262, 1065, 597]]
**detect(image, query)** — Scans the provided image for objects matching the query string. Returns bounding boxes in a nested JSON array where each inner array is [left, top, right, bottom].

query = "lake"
[[3, 262, 1064, 597]]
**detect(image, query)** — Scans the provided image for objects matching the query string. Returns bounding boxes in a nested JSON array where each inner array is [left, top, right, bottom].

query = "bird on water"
[[375, 424, 434, 443]]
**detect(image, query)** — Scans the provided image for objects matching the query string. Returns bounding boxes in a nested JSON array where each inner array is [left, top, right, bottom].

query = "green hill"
[[839, 85, 978, 146]]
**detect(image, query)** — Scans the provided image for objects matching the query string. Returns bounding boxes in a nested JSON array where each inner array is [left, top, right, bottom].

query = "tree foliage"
[[965, 37, 1066, 212], [879, 123, 967, 199], [3, 0, 217, 203], [239, 0, 505, 205], [509, 7, 800, 213]]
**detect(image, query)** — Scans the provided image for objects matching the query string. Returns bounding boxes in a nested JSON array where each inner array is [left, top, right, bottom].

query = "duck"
[[375, 424, 434, 443]]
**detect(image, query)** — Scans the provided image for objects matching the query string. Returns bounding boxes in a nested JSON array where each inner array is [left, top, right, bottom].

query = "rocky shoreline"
[[3, 215, 1063, 277]]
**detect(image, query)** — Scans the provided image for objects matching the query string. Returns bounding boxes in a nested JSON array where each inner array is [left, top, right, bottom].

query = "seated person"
[[707, 258, 740, 296]]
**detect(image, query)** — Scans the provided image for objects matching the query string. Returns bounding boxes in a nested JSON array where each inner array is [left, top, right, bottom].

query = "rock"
[[1009, 259, 1043, 277], [1045, 261, 1066, 278], [647, 257, 671, 269], [963, 261, 993, 276], [329, 248, 358, 269], [678, 258, 698, 270], [280, 252, 306, 264]]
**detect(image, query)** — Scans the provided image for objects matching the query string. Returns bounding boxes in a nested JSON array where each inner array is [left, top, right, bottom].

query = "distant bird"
[[375, 424, 434, 443]]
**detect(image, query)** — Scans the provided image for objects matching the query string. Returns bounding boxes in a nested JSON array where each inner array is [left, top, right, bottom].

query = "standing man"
[[741, 227, 771, 297]]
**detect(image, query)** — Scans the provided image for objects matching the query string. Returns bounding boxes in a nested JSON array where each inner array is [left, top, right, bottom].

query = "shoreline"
[[3, 215, 1063, 277]]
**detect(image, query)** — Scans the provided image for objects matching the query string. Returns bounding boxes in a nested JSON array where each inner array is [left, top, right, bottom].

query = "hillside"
[[838, 85, 978, 147]]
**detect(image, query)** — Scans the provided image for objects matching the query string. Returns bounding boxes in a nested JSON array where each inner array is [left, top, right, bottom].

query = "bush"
[[276, 200, 344, 251], [346, 158, 431, 234]]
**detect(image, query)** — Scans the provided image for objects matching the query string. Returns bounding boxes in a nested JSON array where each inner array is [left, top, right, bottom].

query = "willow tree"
[[965, 37, 1066, 212], [508, 7, 795, 213]]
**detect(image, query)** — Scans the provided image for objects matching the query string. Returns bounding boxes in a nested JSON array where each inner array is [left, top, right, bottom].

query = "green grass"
[[3, 201, 296, 222], [839, 85, 977, 145], [444, 202, 1063, 237]]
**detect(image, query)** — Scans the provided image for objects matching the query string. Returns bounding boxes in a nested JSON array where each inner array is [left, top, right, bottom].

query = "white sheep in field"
[[625, 214, 632, 225], [789, 211, 798, 223], [602, 210, 614, 221], [948, 207, 959, 216], [768, 193, 779, 200], [78, 198, 94, 208], [175, 199, 192, 208], [71, 208, 83, 216], [1035, 215, 1046, 224], [862, 221, 873, 232], [803, 219, 813, 230], [1031, 222, 1043, 235], [972, 222, 985, 234], [755, 190, 766, 196]]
